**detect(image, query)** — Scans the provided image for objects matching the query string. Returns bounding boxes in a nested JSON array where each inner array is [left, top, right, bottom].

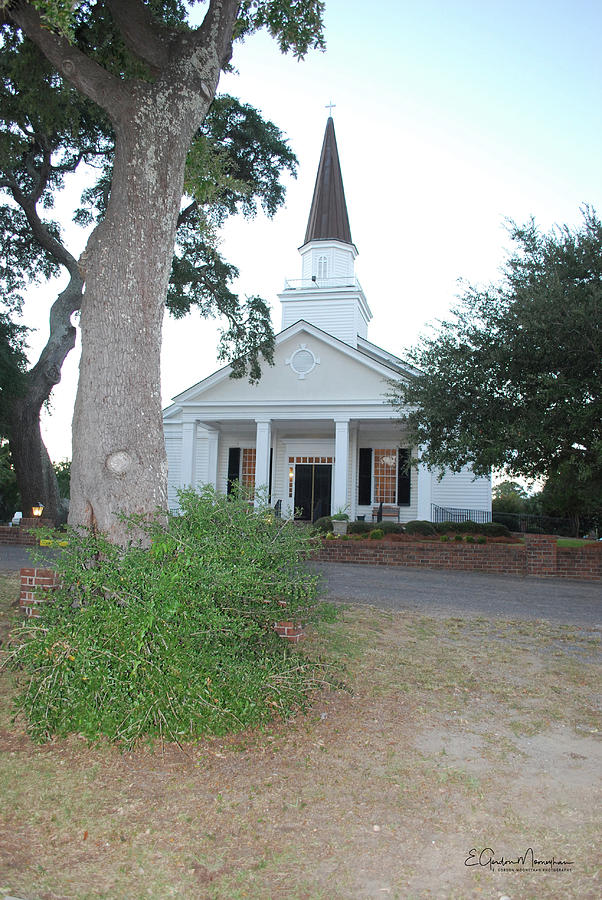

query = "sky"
[[19, 0, 602, 462]]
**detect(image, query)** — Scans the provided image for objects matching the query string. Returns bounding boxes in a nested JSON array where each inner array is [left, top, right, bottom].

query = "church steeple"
[[278, 116, 371, 347], [303, 117, 353, 246]]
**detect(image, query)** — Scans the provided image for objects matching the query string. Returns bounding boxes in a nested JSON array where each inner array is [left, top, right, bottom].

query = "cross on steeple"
[[325, 100, 336, 116]]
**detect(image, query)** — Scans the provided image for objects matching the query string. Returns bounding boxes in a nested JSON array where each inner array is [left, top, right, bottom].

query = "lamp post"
[[32, 504, 44, 519]]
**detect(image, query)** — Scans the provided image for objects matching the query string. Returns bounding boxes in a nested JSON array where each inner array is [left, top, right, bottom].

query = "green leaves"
[[236, 0, 326, 58], [7, 487, 330, 747], [393, 207, 602, 485]]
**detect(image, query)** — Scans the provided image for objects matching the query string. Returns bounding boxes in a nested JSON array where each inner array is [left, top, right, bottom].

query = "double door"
[[294, 464, 332, 521]]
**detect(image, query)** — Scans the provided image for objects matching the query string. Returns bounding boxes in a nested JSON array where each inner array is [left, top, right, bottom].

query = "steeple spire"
[[303, 117, 353, 246]]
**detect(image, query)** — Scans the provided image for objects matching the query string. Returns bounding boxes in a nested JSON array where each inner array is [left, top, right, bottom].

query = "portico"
[[163, 116, 491, 523]]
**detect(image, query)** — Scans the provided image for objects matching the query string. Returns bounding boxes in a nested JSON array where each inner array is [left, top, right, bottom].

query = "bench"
[[372, 504, 400, 523]]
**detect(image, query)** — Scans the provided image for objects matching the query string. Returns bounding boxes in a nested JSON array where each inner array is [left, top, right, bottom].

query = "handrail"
[[283, 276, 363, 291]]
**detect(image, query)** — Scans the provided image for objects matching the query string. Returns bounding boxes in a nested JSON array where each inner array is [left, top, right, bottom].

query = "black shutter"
[[358, 448, 372, 505], [268, 447, 273, 503], [227, 448, 241, 495], [397, 448, 411, 505]]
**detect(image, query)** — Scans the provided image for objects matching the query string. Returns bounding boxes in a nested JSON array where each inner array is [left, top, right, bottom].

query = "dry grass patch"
[[0, 579, 600, 899]]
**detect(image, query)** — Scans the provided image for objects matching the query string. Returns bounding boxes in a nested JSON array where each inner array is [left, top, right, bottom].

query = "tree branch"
[[6, 3, 129, 122], [7, 177, 80, 279], [194, 0, 241, 70], [106, 0, 179, 74], [177, 199, 198, 228], [26, 272, 82, 409]]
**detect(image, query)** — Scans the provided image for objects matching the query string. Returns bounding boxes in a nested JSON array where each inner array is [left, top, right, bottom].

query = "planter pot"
[[332, 520, 348, 535]]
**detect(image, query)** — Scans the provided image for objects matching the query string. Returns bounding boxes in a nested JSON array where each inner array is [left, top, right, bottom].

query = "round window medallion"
[[286, 344, 320, 379]]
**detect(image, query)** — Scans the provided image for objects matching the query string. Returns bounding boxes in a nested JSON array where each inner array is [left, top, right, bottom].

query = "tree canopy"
[[0, 1, 308, 524], [392, 207, 602, 489], [0, 0, 324, 542]]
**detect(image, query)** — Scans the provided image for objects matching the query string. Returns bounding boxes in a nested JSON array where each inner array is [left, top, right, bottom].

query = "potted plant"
[[331, 507, 350, 535]]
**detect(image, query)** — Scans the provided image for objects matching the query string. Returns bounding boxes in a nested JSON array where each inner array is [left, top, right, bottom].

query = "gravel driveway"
[[313, 561, 602, 628]]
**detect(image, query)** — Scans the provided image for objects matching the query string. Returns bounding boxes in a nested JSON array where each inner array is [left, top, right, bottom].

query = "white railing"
[[283, 276, 363, 291]]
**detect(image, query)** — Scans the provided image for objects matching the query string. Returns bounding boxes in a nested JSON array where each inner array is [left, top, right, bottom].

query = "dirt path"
[[0, 576, 600, 899]]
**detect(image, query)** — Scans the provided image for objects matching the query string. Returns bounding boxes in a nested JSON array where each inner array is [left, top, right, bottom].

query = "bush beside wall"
[[315, 534, 600, 581]]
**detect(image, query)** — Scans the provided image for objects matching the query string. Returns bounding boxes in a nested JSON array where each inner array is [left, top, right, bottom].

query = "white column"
[[180, 420, 196, 488], [206, 428, 219, 489], [416, 446, 433, 521], [333, 419, 349, 514], [349, 423, 358, 519], [254, 419, 272, 508]]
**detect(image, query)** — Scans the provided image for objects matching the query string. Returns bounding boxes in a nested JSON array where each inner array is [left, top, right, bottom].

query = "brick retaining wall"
[[314, 534, 601, 581], [0, 518, 53, 546], [18, 567, 305, 639], [0, 526, 37, 546]]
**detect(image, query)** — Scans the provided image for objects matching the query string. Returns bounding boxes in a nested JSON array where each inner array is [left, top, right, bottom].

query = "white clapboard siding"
[[272, 439, 287, 508], [432, 468, 492, 513], [281, 300, 357, 345], [165, 433, 182, 511], [193, 437, 209, 488]]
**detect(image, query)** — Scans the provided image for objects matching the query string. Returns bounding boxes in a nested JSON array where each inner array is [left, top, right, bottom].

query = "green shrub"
[[454, 534, 463, 542], [434, 521, 457, 534], [348, 520, 372, 534], [369, 528, 384, 540], [439, 535, 450, 542], [477, 536, 487, 544], [465, 535, 475, 543], [313, 516, 333, 534], [325, 531, 336, 540], [351, 533, 363, 541], [480, 521, 511, 537], [7, 487, 330, 748], [404, 520, 437, 536], [454, 520, 480, 533], [380, 522, 402, 534]]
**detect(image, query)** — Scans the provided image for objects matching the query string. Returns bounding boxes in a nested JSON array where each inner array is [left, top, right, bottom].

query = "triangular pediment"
[[165, 321, 410, 414]]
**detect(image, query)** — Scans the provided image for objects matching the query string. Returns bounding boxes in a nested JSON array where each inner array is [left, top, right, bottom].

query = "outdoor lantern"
[[32, 504, 44, 518]]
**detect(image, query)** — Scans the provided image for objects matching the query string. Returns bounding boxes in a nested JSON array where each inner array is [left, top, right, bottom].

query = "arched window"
[[317, 255, 328, 279]]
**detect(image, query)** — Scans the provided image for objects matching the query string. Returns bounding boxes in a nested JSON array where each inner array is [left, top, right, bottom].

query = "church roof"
[[303, 117, 353, 246]]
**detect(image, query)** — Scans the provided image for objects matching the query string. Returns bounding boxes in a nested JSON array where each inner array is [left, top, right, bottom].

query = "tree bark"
[[9, 397, 62, 522], [6, 272, 82, 524], [10, 0, 240, 545], [69, 85, 217, 543]]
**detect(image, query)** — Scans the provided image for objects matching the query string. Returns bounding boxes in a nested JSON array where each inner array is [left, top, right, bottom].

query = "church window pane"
[[374, 449, 397, 504], [317, 255, 328, 279], [241, 448, 256, 500]]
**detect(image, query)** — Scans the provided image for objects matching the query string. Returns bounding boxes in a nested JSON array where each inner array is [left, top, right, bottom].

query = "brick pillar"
[[524, 534, 558, 577], [274, 620, 305, 643], [19, 567, 59, 617]]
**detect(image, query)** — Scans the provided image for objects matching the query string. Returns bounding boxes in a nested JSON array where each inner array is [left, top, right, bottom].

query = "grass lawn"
[[556, 538, 599, 548], [0, 572, 600, 899]]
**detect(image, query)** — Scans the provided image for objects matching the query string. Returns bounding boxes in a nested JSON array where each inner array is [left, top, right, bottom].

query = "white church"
[[163, 117, 491, 523]]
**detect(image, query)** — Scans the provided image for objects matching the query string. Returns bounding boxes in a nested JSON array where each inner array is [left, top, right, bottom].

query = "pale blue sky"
[[22, 0, 601, 460]]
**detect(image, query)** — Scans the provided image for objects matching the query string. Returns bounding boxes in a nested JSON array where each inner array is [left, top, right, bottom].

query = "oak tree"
[[0, 1, 314, 535], [392, 208, 602, 486]]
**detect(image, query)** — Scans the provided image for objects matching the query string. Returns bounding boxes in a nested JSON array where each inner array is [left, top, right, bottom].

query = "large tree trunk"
[[10, 0, 240, 545], [7, 275, 82, 524], [69, 96, 209, 543], [9, 399, 62, 522]]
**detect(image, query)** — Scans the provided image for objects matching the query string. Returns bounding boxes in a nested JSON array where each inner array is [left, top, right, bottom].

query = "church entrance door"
[[294, 464, 332, 521]]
